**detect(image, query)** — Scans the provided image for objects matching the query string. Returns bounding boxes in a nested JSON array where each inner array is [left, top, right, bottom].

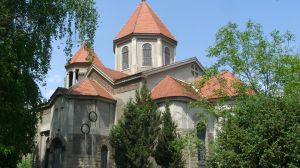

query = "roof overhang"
[[40, 87, 116, 110], [113, 33, 178, 53], [115, 57, 205, 84]]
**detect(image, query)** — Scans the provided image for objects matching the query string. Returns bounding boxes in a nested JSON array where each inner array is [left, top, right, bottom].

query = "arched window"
[[68, 71, 73, 87], [165, 47, 171, 65], [143, 43, 152, 66], [101, 146, 108, 168], [45, 138, 50, 168], [197, 127, 206, 166], [122, 46, 129, 70]]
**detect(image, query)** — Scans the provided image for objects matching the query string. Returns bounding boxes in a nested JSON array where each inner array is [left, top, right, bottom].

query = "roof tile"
[[68, 46, 128, 81], [68, 79, 115, 100], [67, 46, 103, 68], [197, 71, 255, 100], [115, 2, 176, 41], [95, 64, 128, 81], [151, 75, 199, 100]]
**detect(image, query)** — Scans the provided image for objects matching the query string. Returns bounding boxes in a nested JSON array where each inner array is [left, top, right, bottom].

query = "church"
[[35, 1, 240, 167]]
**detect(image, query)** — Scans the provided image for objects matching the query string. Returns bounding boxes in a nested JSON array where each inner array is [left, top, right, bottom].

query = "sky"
[[41, 0, 300, 99]]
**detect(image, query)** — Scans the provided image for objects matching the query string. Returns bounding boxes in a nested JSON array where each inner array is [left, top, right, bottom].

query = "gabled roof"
[[68, 79, 115, 100], [66, 46, 103, 67], [114, 57, 205, 84], [151, 75, 200, 100], [114, 1, 176, 41], [94, 64, 128, 81]]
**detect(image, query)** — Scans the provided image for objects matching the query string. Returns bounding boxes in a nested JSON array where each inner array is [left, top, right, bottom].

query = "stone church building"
[[35, 1, 240, 167]]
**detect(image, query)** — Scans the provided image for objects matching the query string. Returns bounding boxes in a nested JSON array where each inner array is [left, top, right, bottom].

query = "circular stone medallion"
[[81, 123, 90, 134], [89, 111, 98, 122]]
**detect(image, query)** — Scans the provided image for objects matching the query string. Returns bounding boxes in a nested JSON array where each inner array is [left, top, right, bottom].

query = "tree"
[[154, 103, 185, 168], [0, 0, 98, 167], [207, 20, 300, 96], [17, 154, 32, 168], [110, 85, 161, 168], [208, 95, 300, 167], [202, 21, 300, 167]]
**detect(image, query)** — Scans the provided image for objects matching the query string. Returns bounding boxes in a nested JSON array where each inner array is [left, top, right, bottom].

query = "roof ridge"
[[165, 75, 183, 85], [150, 75, 172, 93], [114, 1, 176, 41], [68, 78, 87, 89], [90, 79, 114, 97], [144, 2, 161, 33], [132, 3, 143, 34]]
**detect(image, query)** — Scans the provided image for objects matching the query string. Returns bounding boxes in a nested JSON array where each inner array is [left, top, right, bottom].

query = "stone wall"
[[36, 96, 116, 168]]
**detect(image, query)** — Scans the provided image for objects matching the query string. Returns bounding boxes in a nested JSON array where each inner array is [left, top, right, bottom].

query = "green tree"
[[0, 0, 98, 167], [207, 20, 300, 96], [155, 103, 185, 168], [17, 154, 32, 168], [208, 95, 300, 167], [203, 21, 300, 167], [110, 85, 161, 168]]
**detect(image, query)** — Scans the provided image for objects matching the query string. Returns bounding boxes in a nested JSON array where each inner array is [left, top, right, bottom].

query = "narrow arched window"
[[197, 127, 206, 166], [122, 46, 129, 70], [68, 71, 73, 87], [143, 43, 152, 66], [165, 47, 171, 65], [101, 146, 108, 168]]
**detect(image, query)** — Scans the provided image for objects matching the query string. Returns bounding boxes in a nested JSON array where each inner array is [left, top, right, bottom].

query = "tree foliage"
[[110, 85, 161, 168], [204, 21, 300, 167], [207, 20, 300, 96], [17, 154, 32, 168], [208, 95, 300, 168], [0, 0, 98, 167], [155, 103, 185, 168]]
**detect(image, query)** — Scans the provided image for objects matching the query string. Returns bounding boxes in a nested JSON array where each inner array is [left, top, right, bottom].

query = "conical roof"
[[67, 46, 128, 81], [114, 1, 176, 41], [66, 46, 104, 67]]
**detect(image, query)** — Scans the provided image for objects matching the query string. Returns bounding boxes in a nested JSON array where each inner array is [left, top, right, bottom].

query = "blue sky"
[[41, 0, 300, 99]]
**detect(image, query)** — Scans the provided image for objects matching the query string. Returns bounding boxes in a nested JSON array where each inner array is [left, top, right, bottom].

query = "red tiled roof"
[[115, 1, 176, 41], [197, 71, 255, 100], [68, 46, 128, 81], [95, 65, 128, 81], [67, 46, 104, 67], [68, 79, 115, 100], [151, 75, 199, 100]]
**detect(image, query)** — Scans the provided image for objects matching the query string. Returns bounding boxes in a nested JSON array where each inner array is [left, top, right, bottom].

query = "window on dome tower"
[[75, 69, 79, 83], [68, 71, 73, 87], [143, 43, 152, 66], [165, 47, 171, 65], [122, 46, 129, 70]]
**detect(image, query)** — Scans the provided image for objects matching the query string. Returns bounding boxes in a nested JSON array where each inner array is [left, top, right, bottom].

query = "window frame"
[[191, 64, 200, 78], [142, 43, 152, 66], [164, 47, 171, 66], [101, 145, 108, 168], [122, 46, 129, 70]]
